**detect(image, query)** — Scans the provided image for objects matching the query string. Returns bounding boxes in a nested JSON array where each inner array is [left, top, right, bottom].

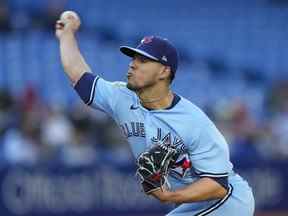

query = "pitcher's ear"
[[159, 66, 171, 81]]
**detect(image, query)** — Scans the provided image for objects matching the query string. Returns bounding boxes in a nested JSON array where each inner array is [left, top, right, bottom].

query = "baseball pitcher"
[[55, 11, 255, 216]]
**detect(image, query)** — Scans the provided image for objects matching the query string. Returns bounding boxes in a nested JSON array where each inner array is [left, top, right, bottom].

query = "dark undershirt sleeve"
[[74, 72, 99, 105]]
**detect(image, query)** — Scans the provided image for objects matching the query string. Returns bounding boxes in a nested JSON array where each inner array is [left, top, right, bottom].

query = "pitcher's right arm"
[[55, 11, 91, 86], [55, 11, 129, 116]]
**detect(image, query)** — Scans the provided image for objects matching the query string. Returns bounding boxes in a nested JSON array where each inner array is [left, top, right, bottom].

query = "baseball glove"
[[136, 144, 180, 194]]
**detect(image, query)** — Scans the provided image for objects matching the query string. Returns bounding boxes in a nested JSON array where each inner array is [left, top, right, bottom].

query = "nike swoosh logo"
[[130, 105, 139, 110]]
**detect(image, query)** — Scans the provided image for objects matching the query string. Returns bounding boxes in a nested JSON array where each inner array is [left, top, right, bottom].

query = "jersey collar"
[[140, 93, 181, 111]]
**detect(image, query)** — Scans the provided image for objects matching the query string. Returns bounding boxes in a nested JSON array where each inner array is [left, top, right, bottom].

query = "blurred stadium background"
[[0, 0, 287, 215]]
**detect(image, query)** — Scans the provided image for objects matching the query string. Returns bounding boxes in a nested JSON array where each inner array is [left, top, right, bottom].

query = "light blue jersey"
[[75, 73, 255, 216]]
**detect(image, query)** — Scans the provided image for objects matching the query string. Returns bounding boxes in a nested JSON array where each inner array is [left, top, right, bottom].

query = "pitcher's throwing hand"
[[55, 11, 81, 39]]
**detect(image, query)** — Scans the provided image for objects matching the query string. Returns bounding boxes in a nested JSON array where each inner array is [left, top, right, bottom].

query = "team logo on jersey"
[[151, 128, 191, 178], [170, 153, 192, 178], [120, 122, 145, 138], [151, 128, 185, 151]]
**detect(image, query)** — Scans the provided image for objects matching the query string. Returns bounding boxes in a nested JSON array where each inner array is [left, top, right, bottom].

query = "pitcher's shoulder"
[[110, 81, 135, 96], [177, 96, 211, 121]]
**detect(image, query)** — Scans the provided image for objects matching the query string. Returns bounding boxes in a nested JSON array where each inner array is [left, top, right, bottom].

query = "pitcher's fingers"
[[55, 21, 65, 29]]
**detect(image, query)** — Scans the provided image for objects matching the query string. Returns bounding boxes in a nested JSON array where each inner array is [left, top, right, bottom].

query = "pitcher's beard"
[[126, 82, 140, 91], [126, 79, 157, 92]]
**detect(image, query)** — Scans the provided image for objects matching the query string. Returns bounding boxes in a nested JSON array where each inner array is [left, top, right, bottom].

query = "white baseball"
[[60, 11, 79, 22]]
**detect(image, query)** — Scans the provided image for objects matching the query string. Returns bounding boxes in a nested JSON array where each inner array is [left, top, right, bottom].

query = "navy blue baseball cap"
[[120, 36, 178, 74]]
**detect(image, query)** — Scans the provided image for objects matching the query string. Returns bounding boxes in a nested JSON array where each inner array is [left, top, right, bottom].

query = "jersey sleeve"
[[74, 72, 127, 116], [188, 120, 233, 179]]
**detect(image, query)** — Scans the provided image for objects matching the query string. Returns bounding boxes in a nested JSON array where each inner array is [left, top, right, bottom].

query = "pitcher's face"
[[126, 55, 166, 91]]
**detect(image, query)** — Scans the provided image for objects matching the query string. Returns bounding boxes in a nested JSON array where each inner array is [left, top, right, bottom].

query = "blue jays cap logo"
[[141, 36, 154, 44]]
